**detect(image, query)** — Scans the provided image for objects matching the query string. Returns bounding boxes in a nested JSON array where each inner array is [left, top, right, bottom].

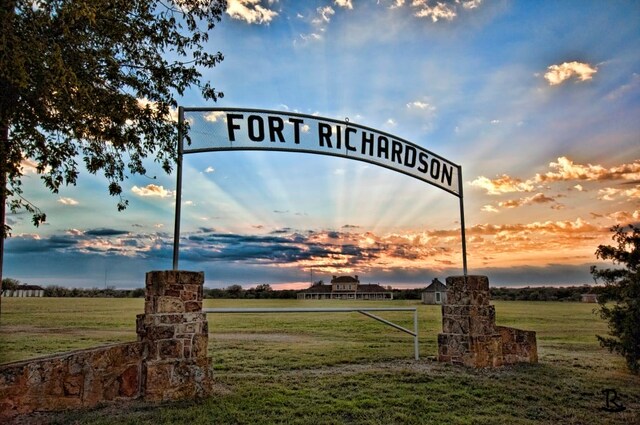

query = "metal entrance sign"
[[173, 107, 468, 274]]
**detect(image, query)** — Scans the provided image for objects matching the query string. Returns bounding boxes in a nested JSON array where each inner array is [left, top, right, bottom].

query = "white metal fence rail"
[[203, 307, 419, 360]]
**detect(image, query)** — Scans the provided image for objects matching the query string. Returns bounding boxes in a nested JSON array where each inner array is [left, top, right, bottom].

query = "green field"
[[1, 298, 639, 424]]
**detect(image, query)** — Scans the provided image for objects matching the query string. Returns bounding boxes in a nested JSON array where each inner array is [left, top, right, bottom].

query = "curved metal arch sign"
[[180, 108, 461, 197], [173, 107, 468, 274]]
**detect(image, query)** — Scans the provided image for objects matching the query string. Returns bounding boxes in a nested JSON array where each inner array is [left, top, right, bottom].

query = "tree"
[[590, 224, 640, 374], [0, 0, 226, 301], [226, 284, 244, 299], [1, 277, 20, 291]]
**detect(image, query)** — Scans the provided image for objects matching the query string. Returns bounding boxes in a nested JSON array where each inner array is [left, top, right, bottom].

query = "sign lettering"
[[183, 109, 460, 197]]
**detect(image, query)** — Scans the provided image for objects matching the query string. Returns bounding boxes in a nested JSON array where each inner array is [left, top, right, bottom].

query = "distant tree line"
[[2, 278, 601, 301], [490, 285, 602, 302], [204, 284, 298, 299], [42, 286, 146, 298]]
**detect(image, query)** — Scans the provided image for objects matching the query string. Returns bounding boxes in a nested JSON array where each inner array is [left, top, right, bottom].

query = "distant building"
[[581, 293, 598, 303], [297, 275, 393, 300], [422, 278, 447, 305], [2, 285, 45, 298]]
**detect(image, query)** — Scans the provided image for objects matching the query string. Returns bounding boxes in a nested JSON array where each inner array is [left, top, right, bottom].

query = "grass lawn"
[[1, 298, 638, 424]]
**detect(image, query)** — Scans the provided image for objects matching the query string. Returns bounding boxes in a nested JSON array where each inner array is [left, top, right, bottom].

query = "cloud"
[[19, 158, 40, 174], [498, 193, 556, 209], [5, 234, 78, 253], [607, 210, 640, 223], [481, 205, 499, 213], [470, 175, 534, 195], [136, 98, 178, 122], [85, 228, 129, 236], [334, 0, 353, 9], [204, 111, 226, 122], [406, 101, 436, 112], [313, 6, 335, 25], [461, 0, 482, 9], [226, 0, 278, 25], [58, 197, 79, 206], [132, 184, 174, 198], [412, 1, 457, 22], [296, 5, 337, 45], [473, 157, 640, 196], [597, 185, 640, 201], [536, 157, 640, 182], [4, 216, 612, 287], [543, 61, 597, 85]]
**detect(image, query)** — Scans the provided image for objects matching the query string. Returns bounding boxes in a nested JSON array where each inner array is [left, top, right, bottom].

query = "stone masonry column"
[[136, 271, 214, 401], [438, 275, 503, 367], [438, 275, 537, 368]]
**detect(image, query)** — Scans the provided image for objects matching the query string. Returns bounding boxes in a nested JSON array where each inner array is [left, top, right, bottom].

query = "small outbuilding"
[[581, 293, 598, 303], [422, 278, 447, 305], [2, 285, 45, 298]]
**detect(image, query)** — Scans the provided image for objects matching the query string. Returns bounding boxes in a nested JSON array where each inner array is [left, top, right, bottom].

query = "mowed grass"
[[1, 298, 639, 424]]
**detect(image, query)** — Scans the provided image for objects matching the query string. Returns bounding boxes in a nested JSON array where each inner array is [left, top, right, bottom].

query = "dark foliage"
[[591, 224, 640, 374], [489, 285, 599, 302], [42, 285, 145, 298], [1, 0, 226, 235]]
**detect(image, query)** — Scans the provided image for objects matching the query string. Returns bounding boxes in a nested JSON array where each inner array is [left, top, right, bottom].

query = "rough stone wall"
[[0, 342, 144, 418], [438, 275, 537, 367], [0, 270, 214, 421]]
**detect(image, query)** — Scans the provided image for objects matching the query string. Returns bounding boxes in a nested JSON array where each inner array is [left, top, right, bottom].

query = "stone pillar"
[[438, 275, 537, 368], [136, 271, 214, 401]]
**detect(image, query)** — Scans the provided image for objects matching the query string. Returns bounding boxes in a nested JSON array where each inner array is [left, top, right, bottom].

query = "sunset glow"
[[5, 1, 639, 289]]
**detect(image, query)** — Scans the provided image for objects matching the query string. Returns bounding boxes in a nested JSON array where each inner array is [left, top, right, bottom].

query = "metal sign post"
[[458, 165, 468, 276], [172, 106, 184, 270]]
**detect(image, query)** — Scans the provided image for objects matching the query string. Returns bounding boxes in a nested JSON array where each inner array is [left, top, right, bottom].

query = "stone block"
[[438, 275, 537, 368], [143, 357, 214, 402], [185, 301, 202, 312], [157, 296, 185, 314], [446, 275, 489, 292]]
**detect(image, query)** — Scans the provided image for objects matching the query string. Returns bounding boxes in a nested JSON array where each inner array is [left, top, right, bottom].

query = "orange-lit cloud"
[[536, 157, 640, 182], [472, 157, 640, 195], [132, 184, 174, 198], [544, 61, 597, 85], [498, 193, 555, 209], [597, 185, 640, 201], [470, 175, 534, 195], [607, 210, 640, 222]]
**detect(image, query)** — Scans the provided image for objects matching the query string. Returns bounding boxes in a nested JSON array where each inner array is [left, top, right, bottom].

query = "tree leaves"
[[591, 224, 640, 374], [1, 0, 226, 236]]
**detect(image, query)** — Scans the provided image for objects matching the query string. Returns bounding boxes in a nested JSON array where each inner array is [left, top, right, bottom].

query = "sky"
[[4, 0, 640, 290]]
